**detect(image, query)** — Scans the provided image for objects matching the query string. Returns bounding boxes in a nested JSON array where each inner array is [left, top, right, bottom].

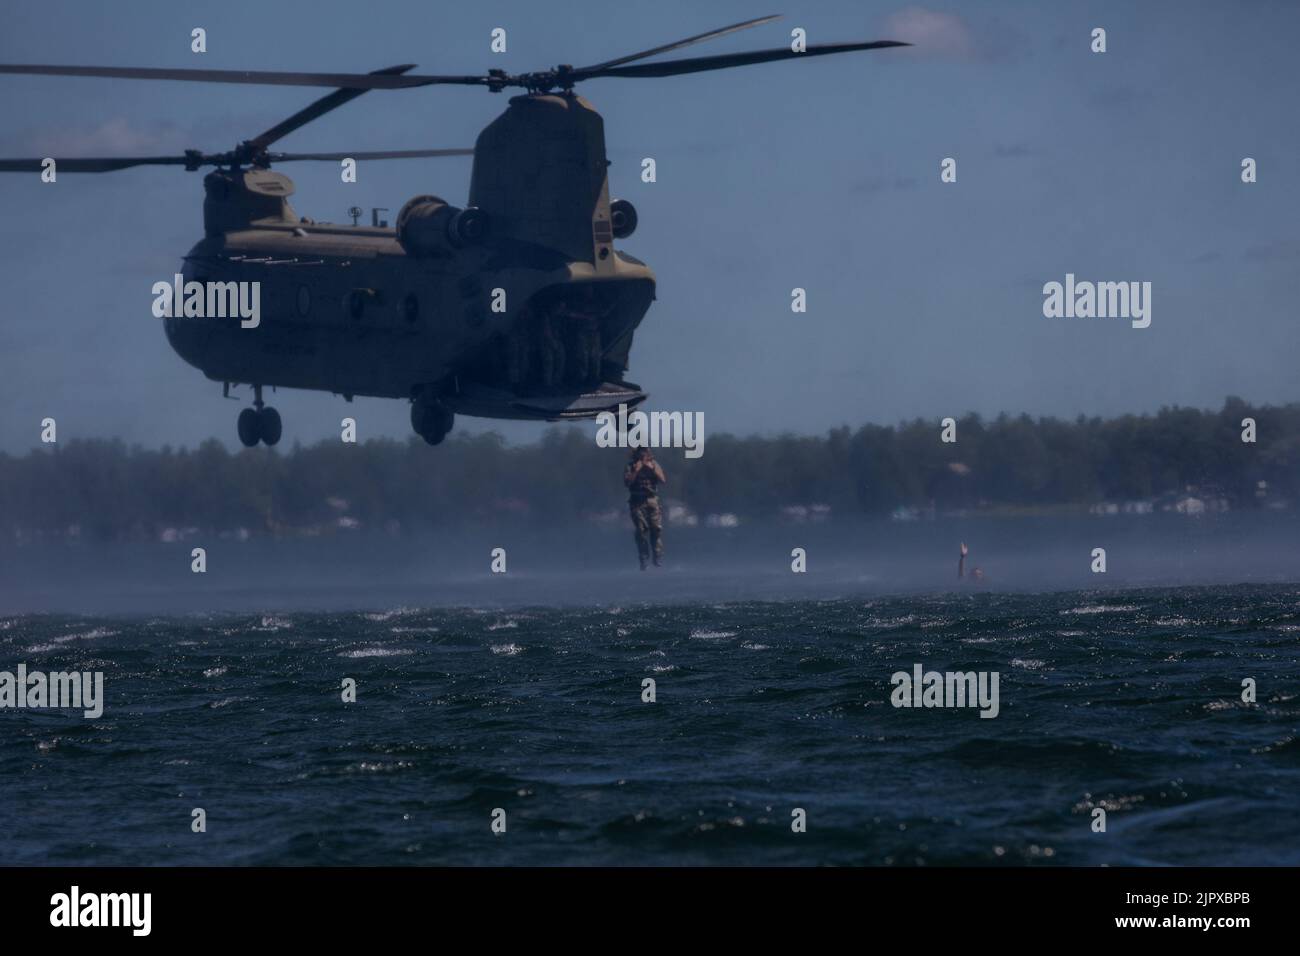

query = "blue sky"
[[1, 0, 1297, 451]]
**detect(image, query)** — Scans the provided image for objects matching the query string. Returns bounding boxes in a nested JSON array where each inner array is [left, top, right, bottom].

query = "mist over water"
[[1, 512, 1297, 614]]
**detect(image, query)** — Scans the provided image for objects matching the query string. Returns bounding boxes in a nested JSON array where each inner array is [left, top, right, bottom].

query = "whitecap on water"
[[338, 647, 414, 658], [203, 666, 228, 678], [24, 627, 118, 653], [1060, 605, 1140, 615], [352, 760, 413, 773], [487, 620, 518, 631], [491, 643, 522, 656], [689, 629, 737, 640], [363, 608, 416, 622], [867, 615, 917, 628], [60, 627, 116, 641]]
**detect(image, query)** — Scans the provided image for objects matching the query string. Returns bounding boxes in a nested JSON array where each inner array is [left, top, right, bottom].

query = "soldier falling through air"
[[625, 446, 666, 570]]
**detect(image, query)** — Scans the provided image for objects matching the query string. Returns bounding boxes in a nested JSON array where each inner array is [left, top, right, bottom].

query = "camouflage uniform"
[[625, 452, 666, 569], [575, 313, 602, 386], [505, 311, 531, 391], [560, 287, 604, 388], [535, 310, 565, 389]]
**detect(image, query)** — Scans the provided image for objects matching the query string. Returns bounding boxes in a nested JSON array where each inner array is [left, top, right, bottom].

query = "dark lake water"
[[3, 584, 1298, 865]]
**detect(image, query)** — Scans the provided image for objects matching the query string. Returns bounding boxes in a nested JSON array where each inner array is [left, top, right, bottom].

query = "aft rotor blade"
[[248, 64, 417, 150], [579, 40, 911, 80], [270, 149, 474, 161], [577, 14, 781, 72], [0, 155, 192, 172], [0, 63, 487, 90]]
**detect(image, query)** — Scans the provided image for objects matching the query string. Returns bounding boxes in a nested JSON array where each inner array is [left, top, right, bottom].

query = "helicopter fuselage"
[[166, 216, 655, 415], [166, 92, 656, 433]]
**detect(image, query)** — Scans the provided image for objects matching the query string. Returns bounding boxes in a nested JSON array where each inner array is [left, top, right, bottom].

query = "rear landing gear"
[[411, 397, 454, 446], [237, 385, 282, 447]]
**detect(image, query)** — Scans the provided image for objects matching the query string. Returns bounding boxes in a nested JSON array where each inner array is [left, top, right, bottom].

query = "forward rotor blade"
[[579, 40, 910, 81], [248, 64, 417, 150], [0, 155, 192, 173], [577, 14, 781, 72], [0, 148, 472, 174], [0, 63, 486, 90], [269, 149, 473, 161]]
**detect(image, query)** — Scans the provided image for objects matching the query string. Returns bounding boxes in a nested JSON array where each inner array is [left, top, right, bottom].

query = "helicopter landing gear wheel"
[[237, 408, 260, 447], [257, 406, 282, 446], [237, 385, 282, 447], [411, 400, 454, 446]]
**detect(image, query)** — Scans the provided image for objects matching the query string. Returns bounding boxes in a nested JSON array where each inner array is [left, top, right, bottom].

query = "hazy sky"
[[2, 0, 1297, 452]]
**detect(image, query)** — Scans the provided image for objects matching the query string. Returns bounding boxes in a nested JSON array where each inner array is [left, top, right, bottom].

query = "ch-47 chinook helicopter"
[[0, 15, 907, 447]]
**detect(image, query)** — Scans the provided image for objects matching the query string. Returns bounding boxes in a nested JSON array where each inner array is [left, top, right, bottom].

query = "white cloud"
[[884, 7, 976, 57], [880, 6, 1028, 62]]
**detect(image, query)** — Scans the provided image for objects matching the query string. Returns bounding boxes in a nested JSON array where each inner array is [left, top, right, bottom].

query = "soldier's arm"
[[653, 462, 666, 484]]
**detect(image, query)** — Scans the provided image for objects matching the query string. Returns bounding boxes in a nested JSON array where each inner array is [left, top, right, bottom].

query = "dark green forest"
[[3, 398, 1298, 541]]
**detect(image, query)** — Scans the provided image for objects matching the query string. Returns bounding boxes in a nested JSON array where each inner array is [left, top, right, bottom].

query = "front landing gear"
[[237, 385, 282, 447], [411, 396, 454, 446]]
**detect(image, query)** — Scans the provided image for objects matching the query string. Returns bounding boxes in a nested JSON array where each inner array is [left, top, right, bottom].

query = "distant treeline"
[[2, 398, 1298, 541]]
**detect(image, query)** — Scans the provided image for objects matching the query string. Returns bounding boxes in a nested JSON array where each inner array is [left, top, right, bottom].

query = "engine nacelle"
[[451, 206, 490, 245], [609, 198, 638, 239], [395, 195, 490, 257]]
